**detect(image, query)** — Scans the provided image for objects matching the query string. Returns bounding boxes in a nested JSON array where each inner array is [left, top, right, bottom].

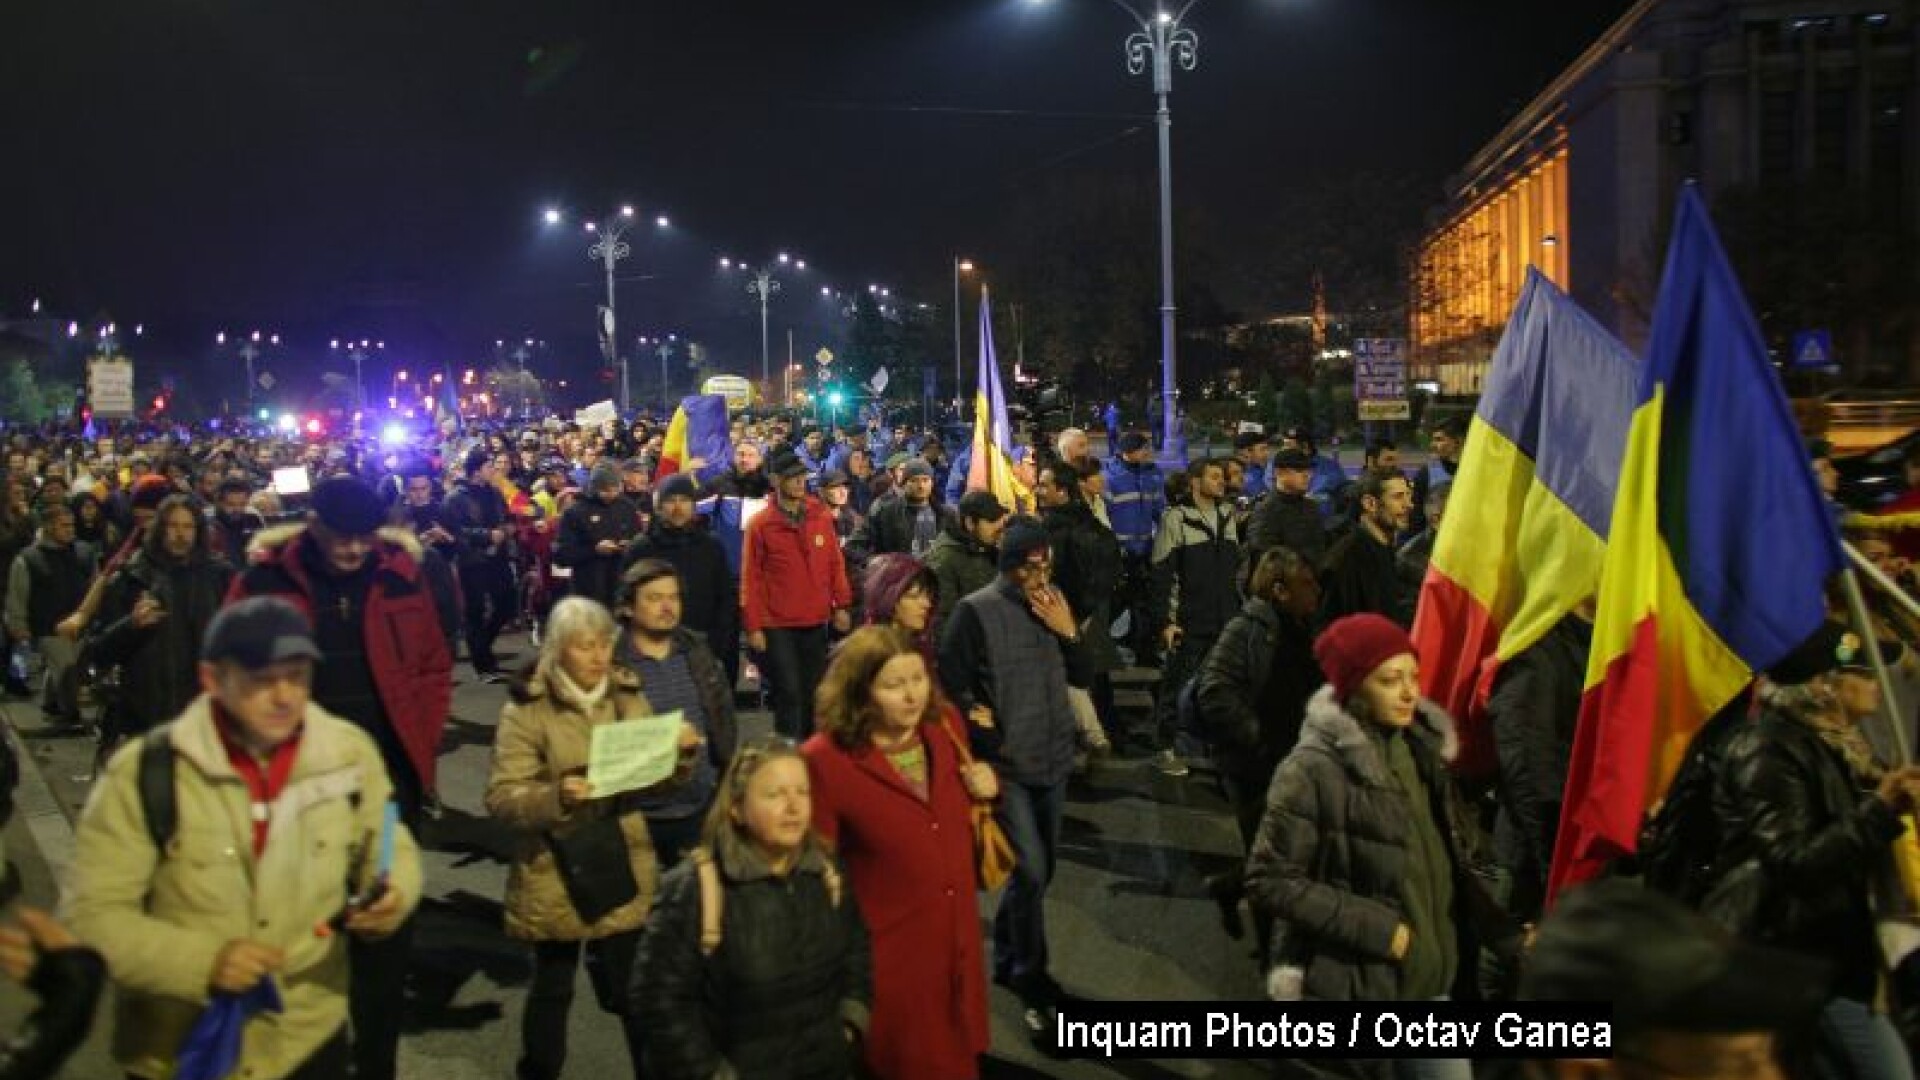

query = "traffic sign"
[[1790, 329, 1837, 373], [257, 372, 276, 391], [815, 348, 834, 366], [1354, 338, 1410, 421]]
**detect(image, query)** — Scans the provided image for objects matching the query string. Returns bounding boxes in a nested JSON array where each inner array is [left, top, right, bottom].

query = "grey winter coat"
[[1245, 687, 1513, 1004]]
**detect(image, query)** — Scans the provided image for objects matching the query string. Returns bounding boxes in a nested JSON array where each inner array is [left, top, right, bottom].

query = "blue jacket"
[[1104, 458, 1166, 558], [1307, 454, 1348, 501], [1242, 460, 1269, 502]]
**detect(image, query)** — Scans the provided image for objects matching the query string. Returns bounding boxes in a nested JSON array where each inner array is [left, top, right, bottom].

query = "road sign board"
[[1354, 338, 1410, 421], [88, 359, 135, 419], [1790, 329, 1837, 372], [257, 372, 276, 391]]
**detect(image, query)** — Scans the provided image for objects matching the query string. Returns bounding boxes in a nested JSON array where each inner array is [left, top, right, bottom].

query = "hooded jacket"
[[229, 524, 453, 792], [1245, 687, 1511, 1004], [485, 663, 662, 941]]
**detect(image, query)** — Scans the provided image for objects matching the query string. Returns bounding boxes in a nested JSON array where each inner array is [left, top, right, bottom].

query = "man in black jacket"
[[555, 463, 642, 611], [442, 448, 515, 680], [851, 459, 950, 560], [1035, 461, 1123, 752], [1487, 602, 1593, 921], [1318, 468, 1415, 628], [1243, 446, 1328, 580], [625, 473, 741, 689]]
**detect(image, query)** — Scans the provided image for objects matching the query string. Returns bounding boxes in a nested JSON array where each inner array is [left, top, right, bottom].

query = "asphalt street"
[[0, 630, 1274, 1079]]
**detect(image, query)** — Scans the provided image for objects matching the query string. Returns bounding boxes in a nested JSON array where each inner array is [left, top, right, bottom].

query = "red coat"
[[804, 716, 989, 1080], [740, 497, 852, 631], [229, 524, 455, 791]]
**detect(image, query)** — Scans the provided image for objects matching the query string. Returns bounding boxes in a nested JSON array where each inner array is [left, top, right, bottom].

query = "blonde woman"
[[486, 596, 700, 1080], [633, 738, 872, 1080]]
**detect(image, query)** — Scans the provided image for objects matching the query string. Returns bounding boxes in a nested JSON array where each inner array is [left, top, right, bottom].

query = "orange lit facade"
[[1412, 147, 1570, 393], [1411, 0, 1920, 394]]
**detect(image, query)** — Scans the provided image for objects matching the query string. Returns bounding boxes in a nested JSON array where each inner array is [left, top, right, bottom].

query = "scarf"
[[548, 664, 610, 714]]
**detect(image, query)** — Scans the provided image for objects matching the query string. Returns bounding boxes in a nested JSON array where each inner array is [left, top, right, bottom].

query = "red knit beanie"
[[1313, 614, 1417, 702]]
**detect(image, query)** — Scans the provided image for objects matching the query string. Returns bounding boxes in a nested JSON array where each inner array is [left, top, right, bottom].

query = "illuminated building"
[[1412, 0, 1918, 393]]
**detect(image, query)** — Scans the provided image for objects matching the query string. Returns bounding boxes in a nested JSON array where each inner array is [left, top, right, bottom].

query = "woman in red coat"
[[803, 626, 996, 1080]]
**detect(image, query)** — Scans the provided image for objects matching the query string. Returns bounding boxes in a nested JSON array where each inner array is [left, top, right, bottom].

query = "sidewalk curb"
[[1, 704, 78, 889]]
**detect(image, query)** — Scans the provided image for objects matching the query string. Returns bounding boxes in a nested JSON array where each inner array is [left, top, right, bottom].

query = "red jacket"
[[228, 524, 454, 791], [803, 712, 988, 1080], [740, 497, 852, 631]]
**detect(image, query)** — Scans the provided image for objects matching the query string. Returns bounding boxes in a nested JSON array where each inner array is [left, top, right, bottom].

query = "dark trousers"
[[1154, 632, 1217, 748], [761, 625, 828, 739], [348, 918, 414, 1080], [136, 1027, 350, 1080], [458, 558, 515, 672], [1117, 553, 1157, 664], [1218, 770, 1276, 968], [519, 931, 646, 1080], [994, 779, 1066, 1002]]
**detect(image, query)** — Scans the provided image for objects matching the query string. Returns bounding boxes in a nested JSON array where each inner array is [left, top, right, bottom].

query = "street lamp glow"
[[270, 334, 280, 346], [777, 253, 790, 265], [821, 286, 832, 296], [330, 339, 340, 349], [584, 221, 598, 233], [1156, 10, 1173, 23], [655, 215, 669, 228], [251, 331, 262, 343], [620, 205, 635, 218], [719, 257, 733, 269], [958, 259, 975, 273], [216, 331, 227, 345], [543, 208, 562, 225], [795, 259, 807, 270]]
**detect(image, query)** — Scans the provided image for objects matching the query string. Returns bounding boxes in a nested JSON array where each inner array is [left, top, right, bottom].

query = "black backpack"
[[1635, 701, 1745, 902], [138, 727, 178, 852]]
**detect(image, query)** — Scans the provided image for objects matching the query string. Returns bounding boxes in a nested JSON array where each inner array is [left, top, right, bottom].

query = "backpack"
[[690, 849, 842, 957]]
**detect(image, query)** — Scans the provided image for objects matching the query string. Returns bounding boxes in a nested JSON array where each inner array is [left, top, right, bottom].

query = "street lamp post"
[[1128, 3, 1198, 459], [952, 258, 974, 410], [1037, 0, 1197, 458], [721, 254, 803, 401], [545, 205, 670, 416]]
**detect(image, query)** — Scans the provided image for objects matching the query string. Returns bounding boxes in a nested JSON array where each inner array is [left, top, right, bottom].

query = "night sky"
[[2, 0, 1632, 393]]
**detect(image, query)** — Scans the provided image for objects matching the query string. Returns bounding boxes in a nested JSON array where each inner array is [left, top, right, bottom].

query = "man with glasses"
[[938, 518, 1090, 1046]]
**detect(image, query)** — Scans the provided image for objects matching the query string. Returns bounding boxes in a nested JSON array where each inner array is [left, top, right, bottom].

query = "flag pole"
[[1839, 551, 1912, 766]]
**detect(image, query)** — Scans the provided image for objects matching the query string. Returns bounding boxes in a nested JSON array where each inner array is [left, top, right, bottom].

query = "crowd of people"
[[0, 405, 1911, 1080]]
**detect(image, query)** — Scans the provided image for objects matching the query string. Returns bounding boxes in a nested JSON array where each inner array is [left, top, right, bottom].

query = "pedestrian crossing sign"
[[1790, 329, 1836, 372]]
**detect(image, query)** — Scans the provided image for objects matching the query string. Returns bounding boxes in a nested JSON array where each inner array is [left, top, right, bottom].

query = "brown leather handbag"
[[939, 719, 1017, 891]]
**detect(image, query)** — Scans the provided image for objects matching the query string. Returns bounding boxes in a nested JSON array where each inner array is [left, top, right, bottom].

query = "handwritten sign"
[[586, 710, 685, 798], [1353, 338, 1410, 422]]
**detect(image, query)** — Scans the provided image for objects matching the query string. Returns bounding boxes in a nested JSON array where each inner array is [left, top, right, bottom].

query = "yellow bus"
[[701, 375, 755, 413]]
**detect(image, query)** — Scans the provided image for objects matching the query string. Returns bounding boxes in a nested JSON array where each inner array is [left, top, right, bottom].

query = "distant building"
[[1412, 0, 1919, 393]]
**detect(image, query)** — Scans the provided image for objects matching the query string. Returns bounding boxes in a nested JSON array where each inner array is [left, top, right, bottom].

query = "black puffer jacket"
[[850, 495, 952, 560], [1194, 598, 1322, 787], [1245, 687, 1511, 1004], [1710, 706, 1903, 1003], [633, 840, 872, 1080], [87, 550, 234, 738]]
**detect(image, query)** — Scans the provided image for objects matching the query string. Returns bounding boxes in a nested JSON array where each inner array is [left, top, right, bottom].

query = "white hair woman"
[[486, 595, 700, 1080]]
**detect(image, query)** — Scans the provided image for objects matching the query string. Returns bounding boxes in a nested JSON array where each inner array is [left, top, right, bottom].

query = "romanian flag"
[[655, 394, 732, 487], [965, 286, 1029, 512], [1412, 269, 1640, 780], [1547, 187, 1846, 900]]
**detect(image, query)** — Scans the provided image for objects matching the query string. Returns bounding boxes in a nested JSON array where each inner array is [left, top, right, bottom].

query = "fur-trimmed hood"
[[1296, 684, 1457, 788], [247, 520, 424, 563]]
